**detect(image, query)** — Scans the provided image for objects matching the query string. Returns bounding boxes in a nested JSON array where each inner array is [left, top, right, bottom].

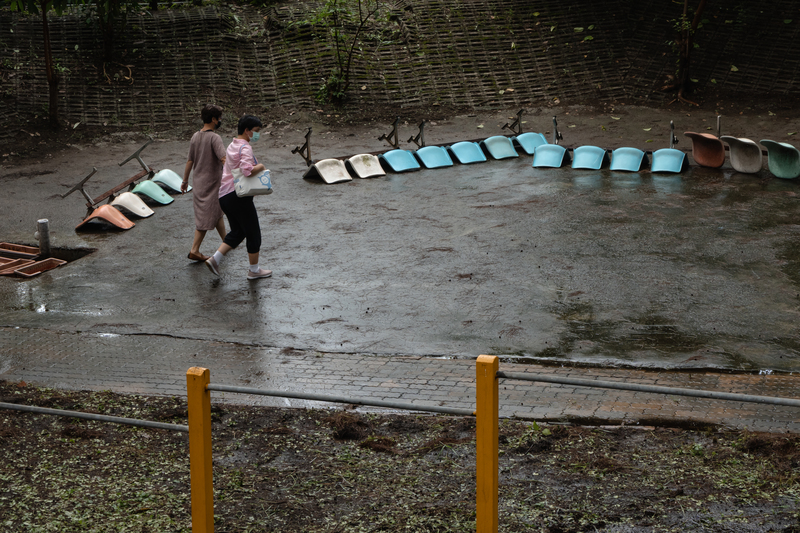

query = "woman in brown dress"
[[181, 104, 227, 261]]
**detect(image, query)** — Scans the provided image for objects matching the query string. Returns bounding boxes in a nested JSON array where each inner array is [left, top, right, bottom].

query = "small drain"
[[0, 244, 95, 278]]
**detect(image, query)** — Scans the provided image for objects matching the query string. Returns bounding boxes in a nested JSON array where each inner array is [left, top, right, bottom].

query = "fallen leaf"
[[477, 124, 484, 129], [498, 90, 505, 95], [643, 128, 651, 131], [769, 111, 776, 116], [789, 132, 797, 136], [360, 86, 366, 90], [731, 65, 739, 72], [568, 125, 576, 128], [646, 139, 654, 143], [506, 88, 514, 92], [611, 116, 620, 120]]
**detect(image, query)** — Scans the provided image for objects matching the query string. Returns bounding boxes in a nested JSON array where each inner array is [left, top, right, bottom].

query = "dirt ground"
[[1, 380, 799, 532], [4, 90, 800, 166]]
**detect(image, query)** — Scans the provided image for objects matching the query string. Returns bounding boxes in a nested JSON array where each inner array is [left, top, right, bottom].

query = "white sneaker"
[[205, 256, 220, 276], [247, 268, 272, 280]]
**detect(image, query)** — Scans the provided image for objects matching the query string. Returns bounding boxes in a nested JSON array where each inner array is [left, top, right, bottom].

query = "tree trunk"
[[97, 1, 115, 62], [40, 0, 59, 128], [676, 0, 708, 104]]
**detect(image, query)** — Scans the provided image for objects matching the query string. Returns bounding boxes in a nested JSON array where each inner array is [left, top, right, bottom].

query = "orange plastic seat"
[[75, 204, 135, 230]]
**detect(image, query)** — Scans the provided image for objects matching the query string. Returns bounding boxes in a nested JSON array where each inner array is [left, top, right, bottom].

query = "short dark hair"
[[238, 115, 263, 135], [201, 104, 222, 124]]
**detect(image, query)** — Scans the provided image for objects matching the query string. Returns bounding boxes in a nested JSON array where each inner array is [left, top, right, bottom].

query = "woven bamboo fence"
[[1, 0, 799, 129]]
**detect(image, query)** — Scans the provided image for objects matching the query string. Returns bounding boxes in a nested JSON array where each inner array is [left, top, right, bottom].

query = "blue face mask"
[[251, 131, 260, 143]]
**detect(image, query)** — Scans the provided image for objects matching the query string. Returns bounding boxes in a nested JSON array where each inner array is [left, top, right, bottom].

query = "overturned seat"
[[447, 142, 487, 164], [533, 144, 571, 168], [110, 191, 155, 218], [152, 169, 189, 192], [379, 149, 421, 172], [345, 154, 386, 178], [303, 159, 353, 184], [760, 140, 800, 179], [685, 132, 725, 168], [479, 136, 519, 160], [132, 180, 174, 204], [720, 136, 763, 174], [650, 121, 688, 174], [414, 146, 454, 169], [571, 146, 608, 170], [75, 204, 135, 231], [685, 116, 725, 168], [651, 148, 688, 173], [610, 147, 649, 172], [513, 132, 548, 155]]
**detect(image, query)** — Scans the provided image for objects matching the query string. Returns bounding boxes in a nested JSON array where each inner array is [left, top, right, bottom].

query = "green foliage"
[[307, 0, 389, 104], [8, 0, 69, 16], [316, 69, 347, 104]]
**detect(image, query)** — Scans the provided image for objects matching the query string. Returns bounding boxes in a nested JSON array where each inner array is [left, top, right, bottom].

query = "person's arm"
[[247, 163, 266, 176], [239, 143, 265, 177], [181, 160, 193, 193]]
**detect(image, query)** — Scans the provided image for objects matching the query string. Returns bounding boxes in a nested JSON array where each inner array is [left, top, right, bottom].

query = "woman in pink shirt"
[[205, 115, 272, 280]]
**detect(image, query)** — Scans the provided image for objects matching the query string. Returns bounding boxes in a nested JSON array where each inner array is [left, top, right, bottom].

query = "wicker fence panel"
[[2, 0, 800, 128]]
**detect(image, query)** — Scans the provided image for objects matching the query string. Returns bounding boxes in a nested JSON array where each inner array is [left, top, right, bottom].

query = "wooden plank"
[[87, 169, 153, 208]]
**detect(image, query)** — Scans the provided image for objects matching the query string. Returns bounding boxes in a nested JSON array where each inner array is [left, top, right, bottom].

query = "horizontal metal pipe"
[[0, 402, 189, 432], [496, 371, 800, 408], [207, 384, 475, 417]]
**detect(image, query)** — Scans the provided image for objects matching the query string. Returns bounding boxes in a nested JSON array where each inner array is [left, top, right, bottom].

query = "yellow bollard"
[[187, 367, 214, 533], [476, 355, 499, 533]]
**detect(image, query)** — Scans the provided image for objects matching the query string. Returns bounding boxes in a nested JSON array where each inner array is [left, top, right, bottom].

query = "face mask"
[[251, 131, 260, 142]]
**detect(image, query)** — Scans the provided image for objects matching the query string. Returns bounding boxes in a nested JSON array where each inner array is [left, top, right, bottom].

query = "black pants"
[[219, 191, 261, 254]]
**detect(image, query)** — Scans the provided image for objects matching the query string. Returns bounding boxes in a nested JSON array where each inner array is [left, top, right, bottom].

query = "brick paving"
[[1, 326, 799, 433]]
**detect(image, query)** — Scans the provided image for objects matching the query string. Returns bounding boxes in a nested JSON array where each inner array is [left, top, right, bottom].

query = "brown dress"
[[187, 130, 226, 231]]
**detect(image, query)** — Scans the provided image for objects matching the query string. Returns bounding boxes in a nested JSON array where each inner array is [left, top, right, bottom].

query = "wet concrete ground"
[[2, 117, 800, 372], [1, 106, 800, 429]]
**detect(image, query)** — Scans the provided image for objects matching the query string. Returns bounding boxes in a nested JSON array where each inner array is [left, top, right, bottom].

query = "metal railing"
[[207, 383, 474, 416], [0, 401, 187, 432]]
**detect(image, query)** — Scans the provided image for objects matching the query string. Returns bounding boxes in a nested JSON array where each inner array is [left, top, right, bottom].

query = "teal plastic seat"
[[414, 146, 454, 169], [532, 144, 570, 168], [479, 136, 519, 160], [720, 136, 762, 174], [513, 132, 548, 155], [651, 149, 687, 173], [379, 149, 421, 172], [152, 169, 188, 192], [132, 180, 174, 204], [760, 140, 800, 179], [571, 146, 608, 170], [610, 147, 649, 172], [650, 121, 687, 173], [448, 142, 487, 164]]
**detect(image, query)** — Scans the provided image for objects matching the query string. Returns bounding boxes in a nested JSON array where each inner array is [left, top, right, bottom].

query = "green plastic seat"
[[760, 140, 800, 179], [132, 180, 174, 204], [153, 169, 189, 192]]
